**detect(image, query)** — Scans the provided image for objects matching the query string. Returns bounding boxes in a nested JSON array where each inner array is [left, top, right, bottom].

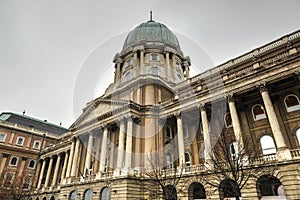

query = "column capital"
[[114, 57, 123, 64], [294, 71, 300, 81], [257, 82, 268, 93], [227, 93, 235, 103], [199, 103, 206, 111], [174, 111, 181, 118]]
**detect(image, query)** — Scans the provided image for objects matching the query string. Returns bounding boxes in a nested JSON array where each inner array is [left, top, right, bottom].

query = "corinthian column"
[[176, 113, 185, 166], [44, 157, 53, 188], [71, 137, 81, 177], [200, 104, 211, 161], [259, 84, 291, 160], [228, 95, 244, 149], [117, 120, 125, 169], [37, 159, 46, 189], [125, 118, 133, 169], [84, 133, 93, 176], [65, 138, 75, 178], [99, 127, 108, 172], [52, 154, 61, 188], [61, 151, 69, 180]]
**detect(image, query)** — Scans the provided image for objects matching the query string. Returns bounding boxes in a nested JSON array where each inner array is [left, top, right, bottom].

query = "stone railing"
[[100, 171, 114, 179], [184, 164, 205, 173], [251, 153, 278, 164], [290, 149, 300, 159]]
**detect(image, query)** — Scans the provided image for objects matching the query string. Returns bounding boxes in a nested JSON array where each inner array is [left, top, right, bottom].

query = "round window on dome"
[[151, 68, 159, 76]]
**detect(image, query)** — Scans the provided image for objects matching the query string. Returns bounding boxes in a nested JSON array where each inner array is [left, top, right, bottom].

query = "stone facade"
[[1, 20, 300, 200]]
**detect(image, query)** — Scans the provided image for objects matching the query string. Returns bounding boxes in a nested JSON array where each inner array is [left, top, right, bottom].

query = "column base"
[[277, 148, 292, 161]]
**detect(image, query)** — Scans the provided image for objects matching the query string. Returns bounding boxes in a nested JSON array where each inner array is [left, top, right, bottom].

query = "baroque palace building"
[[1, 18, 300, 200]]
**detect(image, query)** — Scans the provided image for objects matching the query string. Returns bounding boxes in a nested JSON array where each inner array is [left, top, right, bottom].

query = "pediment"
[[70, 99, 128, 129]]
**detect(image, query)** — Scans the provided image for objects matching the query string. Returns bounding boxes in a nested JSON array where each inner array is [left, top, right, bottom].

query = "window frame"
[[165, 126, 173, 140], [252, 104, 267, 121], [150, 67, 159, 76], [166, 152, 173, 169], [183, 126, 189, 139], [284, 94, 300, 113], [185, 152, 191, 166], [260, 135, 277, 155], [124, 71, 132, 82], [229, 142, 238, 159], [0, 133, 7, 142], [33, 140, 41, 149], [224, 113, 232, 127], [16, 136, 25, 146], [28, 160, 36, 169], [10, 156, 18, 166], [176, 73, 183, 82], [175, 60, 181, 69], [296, 128, 300, 147], [100, 187, 111, 200], [126, 59, 132, 67], [151, 54, 158, 61]]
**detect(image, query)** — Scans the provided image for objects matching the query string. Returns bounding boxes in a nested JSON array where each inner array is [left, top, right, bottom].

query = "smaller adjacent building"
[[0, 112, 68, 199]]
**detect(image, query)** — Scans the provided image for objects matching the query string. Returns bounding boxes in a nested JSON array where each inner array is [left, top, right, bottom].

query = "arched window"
[[124, 72, 132, 82], [252, 104, 266, 121], [164, 185, 177, 200], [151, 67, 159, 76], [183, 126, 189, 138], [219, 179, 241, 199], [84, 189, 92, 200], [10, 157, 18, 166], [296, 128, 300, 147], [126, 59, 132, 67], [260, 135, 277, 155], [165, 126, 173, 143], [50, 196, 55, 200], [257, 175, 285, 198], [284, 94, 300, 112], [69, 191, 77, 200], [104, 157, 109, 172], [28, 160, 36, 169], [42, 197, 46, 200], [225, 113, 232, 127], [185, 152, 191, 166], [230, 142, 238, 160], [100, 187, 111, 200], [175, 61, 181, 69], [188, 182, 206, 200], [166, 152, 173, 169]]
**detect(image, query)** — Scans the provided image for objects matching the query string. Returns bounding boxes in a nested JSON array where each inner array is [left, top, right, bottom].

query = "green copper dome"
[[123, 20, 180, 50]]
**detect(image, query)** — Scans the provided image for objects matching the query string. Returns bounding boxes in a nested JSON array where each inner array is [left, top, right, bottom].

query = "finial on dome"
[[149, 10, 153, 21]]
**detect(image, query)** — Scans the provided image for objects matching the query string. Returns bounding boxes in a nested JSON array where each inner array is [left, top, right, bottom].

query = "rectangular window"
[[151, 54, 158, 61], [0, 133, 7, 142], [92, 137, 96, 148], [33, 140, 41, 149], [16, 136, 25, 146]]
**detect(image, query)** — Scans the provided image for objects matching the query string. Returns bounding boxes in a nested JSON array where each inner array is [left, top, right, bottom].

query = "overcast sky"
[[0, 0, 299, 127]]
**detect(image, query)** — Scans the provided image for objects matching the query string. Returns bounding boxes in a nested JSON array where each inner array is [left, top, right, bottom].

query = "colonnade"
[[113, 50, 190, 83], [174, 85, 290, 166], [34, 85, 290, 190], [35, 118, 135, 190]]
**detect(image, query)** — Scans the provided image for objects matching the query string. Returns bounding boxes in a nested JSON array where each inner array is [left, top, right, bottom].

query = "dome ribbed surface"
[[123, 21, 180, 50]]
